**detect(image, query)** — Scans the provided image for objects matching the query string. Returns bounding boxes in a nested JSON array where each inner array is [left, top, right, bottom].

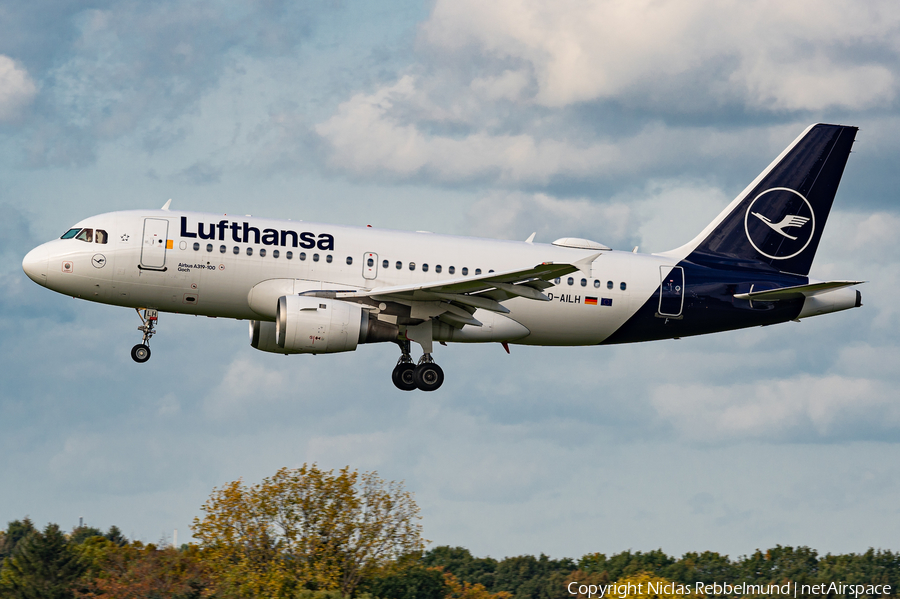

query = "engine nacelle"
[[275, 295, 364, 354], [250, 298, 400, 355]]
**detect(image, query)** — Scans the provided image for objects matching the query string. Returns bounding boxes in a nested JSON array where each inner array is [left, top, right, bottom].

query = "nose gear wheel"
[[132, 308, 158, 363]]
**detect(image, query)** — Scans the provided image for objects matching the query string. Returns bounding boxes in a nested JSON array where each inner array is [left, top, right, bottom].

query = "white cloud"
[[465, 191, 636, 245], [314, 83, 789, 185], [462, 180, 729, 252], [652, 374, 900, 443], [315, 76, 623, 183], [0, 56, 37, 122], [422, 0, 900, 111], [203, 356, 291, 419]]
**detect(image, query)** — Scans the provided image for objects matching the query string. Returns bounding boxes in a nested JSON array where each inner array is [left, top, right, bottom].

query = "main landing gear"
[[391, 339, 445, 392], [131, 308, 158, 363]]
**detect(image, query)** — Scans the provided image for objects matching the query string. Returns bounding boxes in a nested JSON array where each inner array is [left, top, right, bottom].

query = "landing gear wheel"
[[131, 344, 151, 363], [392, 362, 417, 391], [414, 363, 444, 392]]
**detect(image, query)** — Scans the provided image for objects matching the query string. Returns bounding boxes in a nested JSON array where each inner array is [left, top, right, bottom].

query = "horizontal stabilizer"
[[734, 280, 863, 301]]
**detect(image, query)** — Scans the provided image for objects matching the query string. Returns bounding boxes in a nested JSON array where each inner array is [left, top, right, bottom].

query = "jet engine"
[[249, 295, 399, 354]]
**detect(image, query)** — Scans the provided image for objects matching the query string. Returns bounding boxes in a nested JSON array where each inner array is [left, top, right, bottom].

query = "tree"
[[192, 464, 425, 598], [0, 520, 37, 563], [103, 527, 128, 547], [68, 527, 104, 546], [0, 523, 84, 599], [363, 565, 448, 599], [74, 538, 212, 599], [423, 547, 499, 590]]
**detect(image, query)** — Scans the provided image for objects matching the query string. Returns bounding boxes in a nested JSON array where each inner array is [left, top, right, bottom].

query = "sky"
[[1, 0, 900, 562]]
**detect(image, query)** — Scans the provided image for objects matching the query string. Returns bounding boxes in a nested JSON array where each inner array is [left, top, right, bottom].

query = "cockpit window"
[[95, 229, 108, 244], [75, 228, 93, 242], [60, 228, 81, 239]]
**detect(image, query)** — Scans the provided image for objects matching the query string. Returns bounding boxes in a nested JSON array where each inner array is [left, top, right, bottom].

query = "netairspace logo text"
[[566, 581, 893, 598]]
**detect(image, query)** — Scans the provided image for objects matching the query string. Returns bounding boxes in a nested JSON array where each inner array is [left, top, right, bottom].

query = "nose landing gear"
[[131, 308, 157, 363]]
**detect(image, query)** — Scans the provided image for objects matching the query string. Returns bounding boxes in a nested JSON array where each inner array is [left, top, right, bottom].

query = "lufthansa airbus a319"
[[22, 124, 863, 391]]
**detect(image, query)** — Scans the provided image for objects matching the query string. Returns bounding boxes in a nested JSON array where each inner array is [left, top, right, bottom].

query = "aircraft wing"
[[326, 253, 600, 327], [733, 280, 863, 301]]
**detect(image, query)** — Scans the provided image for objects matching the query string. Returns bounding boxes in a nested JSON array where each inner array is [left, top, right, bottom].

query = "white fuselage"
[[23, 209, 671, 346]]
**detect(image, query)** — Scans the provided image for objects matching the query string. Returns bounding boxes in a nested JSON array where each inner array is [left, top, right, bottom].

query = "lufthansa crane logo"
[[744, 187, 815, 260]]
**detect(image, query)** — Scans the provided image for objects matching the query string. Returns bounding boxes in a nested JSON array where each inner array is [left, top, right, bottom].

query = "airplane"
[[22, 123, 863, 391]]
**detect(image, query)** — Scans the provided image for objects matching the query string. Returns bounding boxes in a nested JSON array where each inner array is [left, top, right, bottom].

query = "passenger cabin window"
[[382, 260, 388, 268], [95, 230, 108, 244], [233, 246, 240, 254], [246, 247, 253, 256], [567, 277, 574, 285], [620, 282, 627, 291], [273, 250, 280, 258], [449, 266, 455, 274], [607, 280, 613, 289], [395, 261, 402, 269], [475, 268, 482, 275], [313, 253, 319, 262], [299, 252, 306, 260], [462, 267, 468, 275], [193, 242, 200, 251], [581, 278, 587, 287], [326, 255, 333, 263], [75, 228, 93, 242], [60, 228, 81, 239], [348, 257, 355, 265], [367, 258, 374, 267], [286, 251, 293, 259], [594, 280, 600, 288], [220, 245, 226, 253], [409, 262, 416, 271], [207, 243, 213, 252], [554, 277, 560, 284], [435, 265, 442, 273], [259, 248, 266, 257], [422, 263, 429, 272]]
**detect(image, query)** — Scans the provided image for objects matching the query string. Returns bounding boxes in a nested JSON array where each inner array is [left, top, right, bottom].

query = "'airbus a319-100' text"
[[23, 124, 863, 391]]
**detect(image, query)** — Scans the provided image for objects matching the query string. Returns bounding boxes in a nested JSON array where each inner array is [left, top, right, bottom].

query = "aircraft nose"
[[22, 244, 50, 286]]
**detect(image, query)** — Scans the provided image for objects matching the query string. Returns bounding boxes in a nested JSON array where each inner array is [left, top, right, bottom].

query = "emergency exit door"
[[141, 218, 169, 269], [362, 252, 378, 279]]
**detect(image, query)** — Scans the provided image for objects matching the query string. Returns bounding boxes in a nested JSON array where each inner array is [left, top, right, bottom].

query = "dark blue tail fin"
[[678, 124, 857, 276]]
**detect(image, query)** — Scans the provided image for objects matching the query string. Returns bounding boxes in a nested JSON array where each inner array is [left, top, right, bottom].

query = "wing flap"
[[327, 254, 601, 329], [334, 257, 598, 304]]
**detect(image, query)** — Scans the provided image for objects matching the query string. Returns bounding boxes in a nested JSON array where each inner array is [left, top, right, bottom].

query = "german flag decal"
[[585, 297, 598, 305]]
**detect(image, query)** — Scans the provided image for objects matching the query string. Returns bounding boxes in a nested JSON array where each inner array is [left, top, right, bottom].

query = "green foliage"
[[423, 547, 499, 590], [579, 549, 677, 582], [67, 527, 103, 546], [424, 548, 575, 599], [430, 545, 900, 599], [103, 526, 127, 547], [362, 565, 448, 599], [0, 520, 38, 563], [0, 523, 85, 599]]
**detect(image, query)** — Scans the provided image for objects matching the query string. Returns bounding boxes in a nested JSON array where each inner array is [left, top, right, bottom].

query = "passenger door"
[[141, 218, 169, 270], [658, 266, 684, 317]]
